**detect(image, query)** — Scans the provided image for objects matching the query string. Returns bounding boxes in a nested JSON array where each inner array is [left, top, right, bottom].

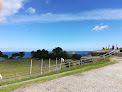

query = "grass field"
[[0, 56, 117, 92], [0, 58, 61, 79]]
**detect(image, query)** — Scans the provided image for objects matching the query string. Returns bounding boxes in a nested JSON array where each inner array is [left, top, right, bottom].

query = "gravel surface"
[[14, 61, 122, 92]]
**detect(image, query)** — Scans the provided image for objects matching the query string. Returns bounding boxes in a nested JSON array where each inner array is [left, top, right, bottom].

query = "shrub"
[[64, 59, 73, 67]]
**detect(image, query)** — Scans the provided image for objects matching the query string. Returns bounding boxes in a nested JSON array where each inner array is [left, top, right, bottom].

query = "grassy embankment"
[[0, 58, 61, 79], [0, 56, 117, 92]]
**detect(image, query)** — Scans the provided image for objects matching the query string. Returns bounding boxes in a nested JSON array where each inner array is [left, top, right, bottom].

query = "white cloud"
[[92, 25, 108, 31], [41, 13, 52, 16], [2, 9, 122, 24], [26, 7, 36, 14], [0, 0, 2, 11], [9, 9, 122, 23], [0, 0, 25, 23]]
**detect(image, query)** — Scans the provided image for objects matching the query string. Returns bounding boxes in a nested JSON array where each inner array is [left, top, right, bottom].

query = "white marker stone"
[[0, 74, 2, 79]]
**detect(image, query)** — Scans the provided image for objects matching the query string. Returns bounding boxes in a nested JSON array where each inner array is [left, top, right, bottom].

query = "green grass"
[[0, 58, 61, 69], [0, 56, 117, 92], [0, 58, 61, 79]]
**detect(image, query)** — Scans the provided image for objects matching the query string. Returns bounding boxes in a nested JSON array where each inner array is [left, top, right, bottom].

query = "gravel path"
[[14, 61, 122, 92]]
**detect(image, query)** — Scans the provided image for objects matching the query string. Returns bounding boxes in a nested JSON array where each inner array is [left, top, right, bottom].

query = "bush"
[[64, 59, 73, 67], [72, 54, 82, 60], [65, 59, 73, 62]]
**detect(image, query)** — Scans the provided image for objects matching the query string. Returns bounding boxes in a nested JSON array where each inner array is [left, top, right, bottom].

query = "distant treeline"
[[0, 47, 82, 60], [31, 47, 82, 60], [0, 51, 25, 59]]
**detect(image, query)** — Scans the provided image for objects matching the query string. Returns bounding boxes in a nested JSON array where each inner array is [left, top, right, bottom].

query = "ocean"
[[2, 51, 92, 59]]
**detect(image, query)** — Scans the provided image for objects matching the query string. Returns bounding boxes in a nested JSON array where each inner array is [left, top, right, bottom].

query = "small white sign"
[[0, 74, 2, 79], [61, 58, 64, 62]]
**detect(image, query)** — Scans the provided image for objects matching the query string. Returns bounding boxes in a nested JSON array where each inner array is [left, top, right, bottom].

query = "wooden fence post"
[[103, 55, 105, 60], [1, 79, 2, 83], [15, 72, 17, 80], [56, 58, 57, 69], [60, 58, 62, 69], [30, 59, 32, 77], [69, 62, 70, 68], [49, 58, 51, 72], [92, 57, 94, 62], [80, 58, 82, 65], [41, 58, 43, 75], [79, 60, 80, 65]]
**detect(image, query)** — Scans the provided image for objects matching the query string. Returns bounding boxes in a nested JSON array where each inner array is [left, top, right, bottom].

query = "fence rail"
[[0, 50, 117, 82]]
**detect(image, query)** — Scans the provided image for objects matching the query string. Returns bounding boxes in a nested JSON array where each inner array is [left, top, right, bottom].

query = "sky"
[[0, 0, 122, 52]]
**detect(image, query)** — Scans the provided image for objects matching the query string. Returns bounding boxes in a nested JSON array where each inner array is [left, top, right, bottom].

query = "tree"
[[11, 53, 20, 59], [52, 47, 63, 58], [0, 51, 8, 59], [2, 54, 8, 59], [31, 51, 36, 58], [48, 53, 56, 59], [19, 52, 25, 59], [36, 50, 41, 58], [0, 51, 3, 57], [31, 49, 49, 59], [31, 50, 41, 58], [72, 54, 82, 60], [40, 49, 49, 59], [59, 51, 69, 59]]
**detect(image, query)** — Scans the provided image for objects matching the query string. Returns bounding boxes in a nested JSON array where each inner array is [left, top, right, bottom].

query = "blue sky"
[[0, 0, 122, 51]]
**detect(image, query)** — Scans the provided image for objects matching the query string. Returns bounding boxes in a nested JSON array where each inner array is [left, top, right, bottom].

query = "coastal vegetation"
[[31, 47, 82, 60], [0, 56, 117, 92], [9, 52, 25, 59], [0, 47, 82, 60], [0, 47, 82, 80], [0, 51, 8, 59], [0, 51, 25, 59]]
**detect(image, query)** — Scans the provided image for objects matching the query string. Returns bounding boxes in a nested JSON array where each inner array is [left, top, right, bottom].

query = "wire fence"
[[0, 50, 117, 83]]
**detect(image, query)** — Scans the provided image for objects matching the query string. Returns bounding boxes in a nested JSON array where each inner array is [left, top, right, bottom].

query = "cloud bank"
[[0, 0, 25, 23], [0, 0, 2, 11], [26, 7, 36, 14], [1, 8, 122, 23], [92, 25, 108, 31]]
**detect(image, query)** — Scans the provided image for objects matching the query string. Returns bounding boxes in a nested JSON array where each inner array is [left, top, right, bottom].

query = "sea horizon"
[[1, 50, 93, 52], [2, 51, 93, 58]]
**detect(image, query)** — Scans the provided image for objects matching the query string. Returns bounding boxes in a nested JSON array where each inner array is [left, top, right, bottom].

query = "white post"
[[49, 58, 51, 72], [60, 58, 62, 69], [103, 55, 105, 60], [30, 59, 32, 77], [41, 59, 43, 75], [56, 58, 57, 69], [0, 74, 2, 83]]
